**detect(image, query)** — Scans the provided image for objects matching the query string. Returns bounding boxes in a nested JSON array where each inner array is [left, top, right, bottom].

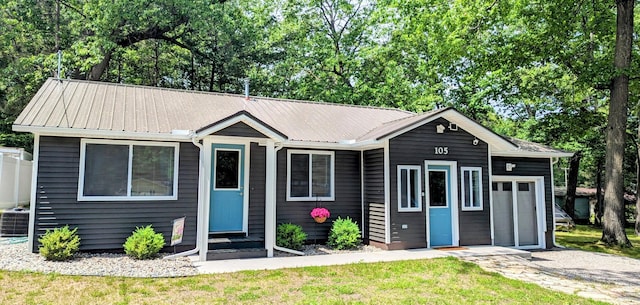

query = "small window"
[[287, 150, 334, 201], [397, 166, 422, 212], [461, 167, 483, 210], [214, 149, 240, 189], [79, 139, 179, 201], [428, 170, 448, 207], [518, 183, 530, 192], [503, 182, 512, 191]]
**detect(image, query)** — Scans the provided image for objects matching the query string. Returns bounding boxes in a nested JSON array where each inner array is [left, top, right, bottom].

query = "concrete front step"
[[208, 235, 264, 250], [206, 248, 267, 260]]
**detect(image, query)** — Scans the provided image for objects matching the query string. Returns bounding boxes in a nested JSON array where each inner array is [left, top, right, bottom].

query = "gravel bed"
[[0, 242, 198, 277], [1, 239, 381, 277], [275, 244, 382, 257]]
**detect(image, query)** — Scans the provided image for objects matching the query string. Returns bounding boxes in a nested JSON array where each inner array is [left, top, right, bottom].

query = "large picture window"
[[461, 167, 483, 210], [287, 150, 334, 201], [79, 139, 179, 201], [397, 165, 422, 212]]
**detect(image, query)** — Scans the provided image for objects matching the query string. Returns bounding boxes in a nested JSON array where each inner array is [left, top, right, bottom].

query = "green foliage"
[[276, 223, 307, 250], [38, 225, 81, 261], [328, 216, 361, 250], [123, 225, 165, 260]]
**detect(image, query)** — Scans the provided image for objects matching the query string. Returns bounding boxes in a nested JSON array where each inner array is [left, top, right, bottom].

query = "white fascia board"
[[281, 140, 384, 150], [492, 151, 574, 158], [12, 126, 192, 142], [195, 114, 286, 142]]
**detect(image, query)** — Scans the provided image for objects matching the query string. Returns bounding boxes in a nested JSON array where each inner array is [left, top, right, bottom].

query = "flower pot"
[[314, 216, 327, 223]]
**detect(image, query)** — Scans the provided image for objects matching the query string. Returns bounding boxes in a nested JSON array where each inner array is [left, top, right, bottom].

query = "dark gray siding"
[[276, 148, 362, 241], [33, 136, 199, 251], [389, 117, 491, 247], [492, 157, 554, 248], [214, 122, 268, 138], [248, 143, 266, 238], [363, 149, 385, 243]]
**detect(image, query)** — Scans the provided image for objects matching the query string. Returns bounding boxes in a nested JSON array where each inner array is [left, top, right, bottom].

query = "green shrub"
[[328, 217, 361, 250], [276, 223, 307, 250], [123, 225, 165, 259], [38, 225, 81, 261]]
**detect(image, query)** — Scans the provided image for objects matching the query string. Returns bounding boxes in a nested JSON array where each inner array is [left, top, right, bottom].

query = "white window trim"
[[461, 166, 483, 211], [397, 165, 422, 212], [286, 149, 335, 201], [78, 138, 180, 201], [212, 148, 242, 191]]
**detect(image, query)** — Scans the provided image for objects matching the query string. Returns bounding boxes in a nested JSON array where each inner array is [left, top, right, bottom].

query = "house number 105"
[[434, 147, 449, 155]]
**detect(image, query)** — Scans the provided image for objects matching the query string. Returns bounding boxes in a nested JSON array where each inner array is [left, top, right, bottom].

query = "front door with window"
[[210, 144, 245, 232], [426, 162, 458, 247]]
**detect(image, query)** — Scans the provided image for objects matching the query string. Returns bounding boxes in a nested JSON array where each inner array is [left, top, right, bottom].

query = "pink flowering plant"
[[310, 207, 331, 219]]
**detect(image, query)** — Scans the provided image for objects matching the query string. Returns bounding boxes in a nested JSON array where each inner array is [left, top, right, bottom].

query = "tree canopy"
[[1, 0, 639, 196]]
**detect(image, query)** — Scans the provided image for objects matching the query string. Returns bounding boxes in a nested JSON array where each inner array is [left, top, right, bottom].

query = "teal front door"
[[210, 144, 245, 232], [427, 164, 454, 247]]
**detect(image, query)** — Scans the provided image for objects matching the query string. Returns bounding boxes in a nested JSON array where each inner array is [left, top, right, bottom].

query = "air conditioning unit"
[[0, 208, 29, 237]]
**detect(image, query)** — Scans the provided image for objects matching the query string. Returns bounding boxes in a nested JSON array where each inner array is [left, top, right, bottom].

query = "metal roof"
[[13, 78, 571, 156], [14, 78, 410, 143]]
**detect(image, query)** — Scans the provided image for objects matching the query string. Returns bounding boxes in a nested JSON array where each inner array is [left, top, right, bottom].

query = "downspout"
[[269, 144, 305, 256], [165, 136, 205, 259], [550, 157, 565, 248]]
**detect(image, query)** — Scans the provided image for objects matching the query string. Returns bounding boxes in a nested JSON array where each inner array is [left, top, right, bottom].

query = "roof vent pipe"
[[243, 78, 250, 101]]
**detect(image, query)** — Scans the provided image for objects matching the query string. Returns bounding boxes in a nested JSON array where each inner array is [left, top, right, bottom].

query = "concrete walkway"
[[191, 246, 529, 274]]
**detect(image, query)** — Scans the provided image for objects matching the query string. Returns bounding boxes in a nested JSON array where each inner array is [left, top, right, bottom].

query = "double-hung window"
[[78, 139, 179, 201], [397, 165, 422, 211], [287, 150, 334, 201], [461, 167, 483, 210]]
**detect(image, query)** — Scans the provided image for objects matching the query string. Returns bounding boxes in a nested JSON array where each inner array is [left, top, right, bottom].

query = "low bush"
[[38, 225, 81, 261], [123, 225, 165, 260], [328, 216, 361, 250], [276, 223, 307, 250]]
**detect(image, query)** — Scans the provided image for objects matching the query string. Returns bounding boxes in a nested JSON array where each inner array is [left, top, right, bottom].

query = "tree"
[[601, 0, 634, 247]]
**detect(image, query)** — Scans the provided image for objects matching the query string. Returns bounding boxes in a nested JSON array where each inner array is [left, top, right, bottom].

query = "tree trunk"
[[565, 152, 582, 219], [636, 121, 640, 236], [88, 51, 112, 81], [601, 0, 634, 247], [595, 159, 603, 226]]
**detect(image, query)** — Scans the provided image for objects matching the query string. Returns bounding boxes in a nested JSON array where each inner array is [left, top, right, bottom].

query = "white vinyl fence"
[[0, 149, 33, 209]]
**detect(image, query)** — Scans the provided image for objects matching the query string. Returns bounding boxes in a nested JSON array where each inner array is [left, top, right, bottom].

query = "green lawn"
[[0, 257, 605, 305], [556, 224, 640, 259]]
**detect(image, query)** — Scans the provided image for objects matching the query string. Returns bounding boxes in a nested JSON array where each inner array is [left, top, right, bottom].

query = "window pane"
[[409, 169, 419, 208], [429, 171, 447, 207], [132, 145, 175, 196], [471, 170, 480, 207], [399, 169, 408, 208], [214, 150, 239, 189], [463, 170, 471, 207], [290, 154, 309, 197], [503, 182, 512, 191], [84, 144, 128, 196], [518, 182, 529, 192], [311, 154, 331, 197]]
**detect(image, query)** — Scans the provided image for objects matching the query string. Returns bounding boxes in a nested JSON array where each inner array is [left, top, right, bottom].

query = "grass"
[[0, 257, 605, 305], [556, 224, 640, 259]]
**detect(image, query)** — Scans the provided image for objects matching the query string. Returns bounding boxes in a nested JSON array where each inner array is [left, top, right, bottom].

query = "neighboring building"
[[554, 187, 595, 223], [13, 78, 572, 261]]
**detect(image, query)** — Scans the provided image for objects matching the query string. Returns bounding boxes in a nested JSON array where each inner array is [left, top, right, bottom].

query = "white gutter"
[[164, 136, 205, 259], [273, 245, 305, 256]]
